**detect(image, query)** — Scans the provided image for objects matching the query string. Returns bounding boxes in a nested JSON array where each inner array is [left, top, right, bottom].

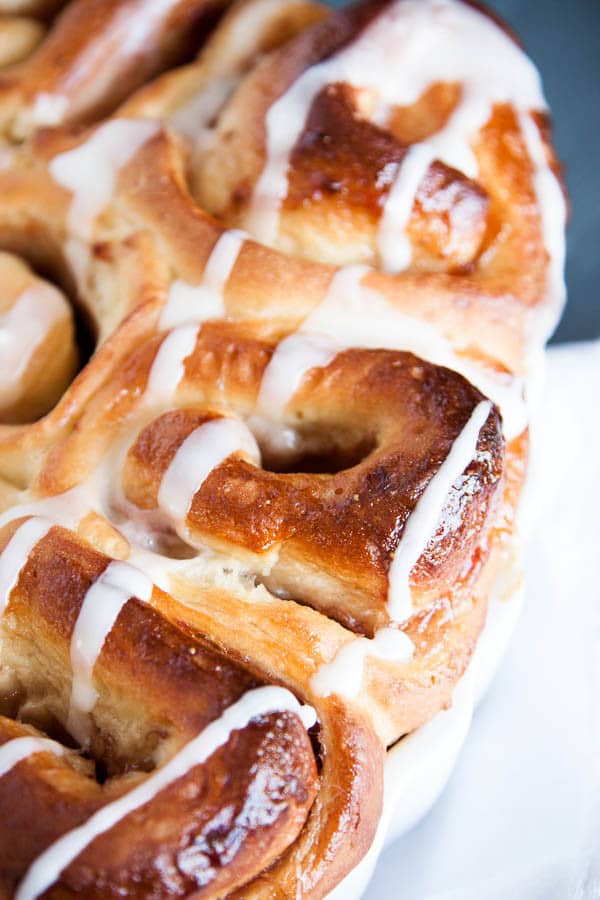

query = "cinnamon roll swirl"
[[0, 0, 565, 895]]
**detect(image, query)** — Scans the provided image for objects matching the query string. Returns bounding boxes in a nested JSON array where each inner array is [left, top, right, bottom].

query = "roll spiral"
[[0, 0, 564, 895]]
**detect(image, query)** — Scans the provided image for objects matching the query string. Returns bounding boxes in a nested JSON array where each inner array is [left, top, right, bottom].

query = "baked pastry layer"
[[0, 0, 565, 895]]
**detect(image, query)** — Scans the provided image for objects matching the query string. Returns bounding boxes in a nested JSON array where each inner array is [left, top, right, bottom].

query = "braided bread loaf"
[[0, 0, 565, 896]]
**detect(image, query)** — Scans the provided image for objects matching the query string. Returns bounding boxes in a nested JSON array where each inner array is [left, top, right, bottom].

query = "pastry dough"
[[0, 0, 565, 895]]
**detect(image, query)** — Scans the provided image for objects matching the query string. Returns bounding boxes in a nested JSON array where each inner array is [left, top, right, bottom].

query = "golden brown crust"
[[0, 522, 319, 898], [0, 0, 230, 139], [0, 251, 77, 423], [0, 105, 523, 899], [117, 132, 529, 374], [284, 82, 489, 271], [120, 0, 328, 124], [0, 716, 316, 899], [111, 331, 504, 634], [0, 115, 524, 896], [0, 0, 565, 895], [186, 0, 565, 354]]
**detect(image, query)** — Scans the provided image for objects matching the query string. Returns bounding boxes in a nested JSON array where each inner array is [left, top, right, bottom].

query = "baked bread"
[[0, 0, 566, 895], [0, 0, 230, 139]]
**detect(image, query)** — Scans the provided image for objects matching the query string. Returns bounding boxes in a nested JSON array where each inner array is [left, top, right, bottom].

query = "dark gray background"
[[328, 0, 600, 343]]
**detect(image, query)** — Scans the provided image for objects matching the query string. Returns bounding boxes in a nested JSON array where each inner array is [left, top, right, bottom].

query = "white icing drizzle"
[[0, 283, 68, 411], [160, 229, 246, 330], [378, 93, 496, 273], [257, 265, 524, 437], [144, 324, 200, 408], [518, 111, 567, 340], [311, 627, 414, 699], [114, 0, 187, 59], [26, 0, 185, 131], [387, 399, 491, 622], [0, 488, 88, 535], [0, 478, 180, 609], [248, 0, 547, 274], [379, 143, 436, 272], [256, 331, 339, 420], [30, 93, 69, 128], [0, 517, 52, 617], [68, 561, 153, 739], [0, 737, 64, 780], [16, 685, 316, 900], [158, 417, 261, 525], [49, 119, 159, 241]]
